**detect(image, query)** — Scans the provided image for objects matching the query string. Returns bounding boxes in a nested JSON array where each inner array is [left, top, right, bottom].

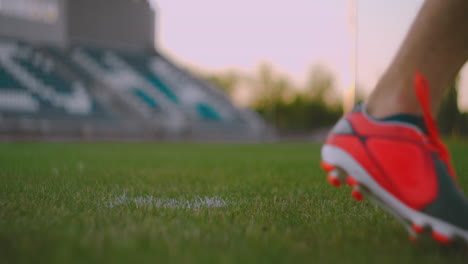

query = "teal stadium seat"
[[43, 46, 94, 84], [0, 67, 22, 90], [116, 50, 223, 122], [116, 51, 179, 104], [133, 89, 158, 109], [196, 103, 221, 121], [71, 45, 228, 123], [0, 41, 114, 121], [146, 74, 179, 103], [13, 57, 72, 94]]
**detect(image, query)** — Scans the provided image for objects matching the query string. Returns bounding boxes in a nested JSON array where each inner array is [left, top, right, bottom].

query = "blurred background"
[[0, 0, 467, 141]]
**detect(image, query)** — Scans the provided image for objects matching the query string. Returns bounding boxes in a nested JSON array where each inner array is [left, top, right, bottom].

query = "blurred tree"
[[437, 76, 462, 136], [204, 71, 239, 96], [202, 64, 468, 137], [253, 64, 341, 132], [254, 63, 287, 124], [460, 113, 468, 136], [304, 64, 336, 102]]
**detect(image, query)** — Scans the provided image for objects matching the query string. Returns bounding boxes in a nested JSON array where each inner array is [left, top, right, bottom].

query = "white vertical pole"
[[344, 0, 357, 113]]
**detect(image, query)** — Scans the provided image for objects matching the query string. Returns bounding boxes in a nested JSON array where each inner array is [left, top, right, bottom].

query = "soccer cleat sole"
[[321, 144, 468, 245]]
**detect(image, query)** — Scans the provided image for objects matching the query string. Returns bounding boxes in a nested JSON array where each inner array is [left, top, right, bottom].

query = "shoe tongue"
[[379, 113, 428, 134]]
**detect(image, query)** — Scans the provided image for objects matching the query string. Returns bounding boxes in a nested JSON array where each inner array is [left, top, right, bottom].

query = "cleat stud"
[[320, 161, 335, 172], [408, 234, 418, 243], [346, 176, 358, 187], [432, 231, 451, 244], [351, 189, 364, 202], [412, 224, 424, 234], [327, 175, 341, 187]]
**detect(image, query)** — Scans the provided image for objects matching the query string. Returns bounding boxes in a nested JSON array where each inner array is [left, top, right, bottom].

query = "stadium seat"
[[196, 103, 221, 121], [0, 39, 265, 139], [111, 48, 227, 122], [145, 74, 179, 104], [13, 55, 73, 94], [0, 40, 114, 121], [72, 46, 167, 116], [133, 89, 159, 109], [0, 66, 22, 90]]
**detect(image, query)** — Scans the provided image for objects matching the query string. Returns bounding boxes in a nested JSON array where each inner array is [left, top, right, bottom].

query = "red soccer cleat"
[[321, 72, 468, 245]]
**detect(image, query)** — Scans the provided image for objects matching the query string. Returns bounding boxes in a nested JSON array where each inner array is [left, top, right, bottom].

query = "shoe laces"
[[414, 71, 456, 178]]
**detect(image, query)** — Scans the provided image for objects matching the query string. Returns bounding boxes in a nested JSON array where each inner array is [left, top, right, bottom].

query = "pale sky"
[[155, 0, 468, 110]]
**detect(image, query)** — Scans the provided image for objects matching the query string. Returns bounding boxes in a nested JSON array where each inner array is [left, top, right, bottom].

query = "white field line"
[[99, 194, 233, 209]]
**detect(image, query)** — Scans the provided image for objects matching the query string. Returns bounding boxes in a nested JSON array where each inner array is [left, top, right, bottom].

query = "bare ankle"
[[366, 82, 421, 118]]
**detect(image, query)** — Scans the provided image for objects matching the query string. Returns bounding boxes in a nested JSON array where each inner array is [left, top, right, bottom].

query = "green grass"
[[1, 142, 468, 263]]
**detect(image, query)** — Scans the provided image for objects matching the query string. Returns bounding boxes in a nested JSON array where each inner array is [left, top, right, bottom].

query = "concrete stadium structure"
[[0, 0, 269, 140]]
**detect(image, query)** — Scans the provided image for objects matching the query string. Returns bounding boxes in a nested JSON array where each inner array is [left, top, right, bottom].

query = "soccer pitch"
[[1, 142, 467, 263]]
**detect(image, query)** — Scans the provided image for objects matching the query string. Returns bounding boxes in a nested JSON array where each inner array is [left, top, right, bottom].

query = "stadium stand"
[[0, 39, 109, 120], [0, 0, 269, 141]]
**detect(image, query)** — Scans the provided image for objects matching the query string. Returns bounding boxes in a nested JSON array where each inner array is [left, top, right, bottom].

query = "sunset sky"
[[155, 0, 468, 109]]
